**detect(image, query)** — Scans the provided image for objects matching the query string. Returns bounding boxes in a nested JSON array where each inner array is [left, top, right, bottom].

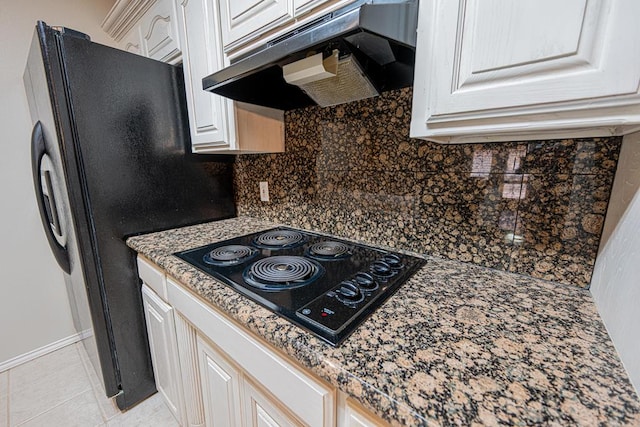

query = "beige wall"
[[592, 132, 640, 395], [0, 0, 115, 364]]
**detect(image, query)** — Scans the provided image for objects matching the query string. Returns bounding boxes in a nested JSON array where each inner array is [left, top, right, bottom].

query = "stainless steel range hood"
[[202, 0, 418, 111]]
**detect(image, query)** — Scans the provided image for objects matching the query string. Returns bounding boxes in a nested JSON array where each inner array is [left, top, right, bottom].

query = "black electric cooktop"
[[174, 227, 426, 346]]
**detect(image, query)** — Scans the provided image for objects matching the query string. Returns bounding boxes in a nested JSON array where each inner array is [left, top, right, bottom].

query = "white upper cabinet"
[[119, 25, 144, 55], [219, 0, 355, 58], [293, 0, 328, 16], [176, 0, 234, 150], [104, 0, 284, 154], [411, 0, 640, 143], [104, 0, 181, 62], [139, 0, 182, 63], [176, 0, 285, 153], [218, 0, 294, 50]]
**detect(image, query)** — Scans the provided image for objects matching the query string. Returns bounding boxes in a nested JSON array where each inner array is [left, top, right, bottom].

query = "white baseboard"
[[0, 332, 85, 372]]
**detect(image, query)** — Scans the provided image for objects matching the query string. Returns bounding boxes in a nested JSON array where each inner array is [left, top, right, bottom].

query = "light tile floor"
[[0, 343, 178, 426]]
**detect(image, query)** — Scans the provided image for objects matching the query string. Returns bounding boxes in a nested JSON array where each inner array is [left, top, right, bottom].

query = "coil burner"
[[243, 256, 324, 290], [253, 229, 306, 249], [174, 226, 426, 346], [306, 241, 352, 261], [203, 245, 258, 266]]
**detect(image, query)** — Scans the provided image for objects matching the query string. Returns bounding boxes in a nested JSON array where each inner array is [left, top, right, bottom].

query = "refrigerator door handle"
[[31, 121, 71, 274]]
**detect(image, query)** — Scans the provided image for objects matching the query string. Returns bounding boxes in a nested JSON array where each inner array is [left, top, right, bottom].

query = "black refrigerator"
[[23, 22, 236, 409]]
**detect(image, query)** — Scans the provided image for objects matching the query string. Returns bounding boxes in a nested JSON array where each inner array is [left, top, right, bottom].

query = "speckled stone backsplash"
[[233, 88, 621, 288]]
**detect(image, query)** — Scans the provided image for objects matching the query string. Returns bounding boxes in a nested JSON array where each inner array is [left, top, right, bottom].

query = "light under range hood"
[[202, 0, 418, 111]]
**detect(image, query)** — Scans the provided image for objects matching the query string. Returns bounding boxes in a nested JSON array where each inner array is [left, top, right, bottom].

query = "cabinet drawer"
[[167, 278, 335, 427], [137, 256, 167, 299]]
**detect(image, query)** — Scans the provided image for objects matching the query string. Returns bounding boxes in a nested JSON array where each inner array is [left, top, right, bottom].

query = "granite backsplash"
[[233, 88, 621, 288]]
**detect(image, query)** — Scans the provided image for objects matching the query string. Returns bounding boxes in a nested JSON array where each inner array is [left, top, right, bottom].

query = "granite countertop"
[[127, 217, 640, 426]]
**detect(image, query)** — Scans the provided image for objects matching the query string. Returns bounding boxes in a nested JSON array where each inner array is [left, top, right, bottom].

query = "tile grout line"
[[11, 386, 93, 427], [89, 380, 117, 423], [74, 343, 114, 423], [9, 344, 93, 427]]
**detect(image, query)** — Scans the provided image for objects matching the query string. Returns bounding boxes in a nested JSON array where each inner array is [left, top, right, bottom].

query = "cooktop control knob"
[[382, 254, 403, 269], [371, 260, 395, 279], [336, 280, 364, 305], [354, 272, 378, 292]]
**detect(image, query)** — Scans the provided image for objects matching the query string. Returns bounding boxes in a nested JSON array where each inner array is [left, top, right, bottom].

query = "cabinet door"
[[175, 313, 206, 427], [197, 334, 243, 427], [243, 379, 303, 427], [168, 278, 335, 427], [412, 0, 640, 140], [139, 0, 182, 63], [293, 0, 327, 15], [176, 0, 236, 151], [341, 398, 384, 427], [141, 285, 184, 424], [433, 0, 640, 114], [119, 25, 143, 56], [218, 0, 293, 49]]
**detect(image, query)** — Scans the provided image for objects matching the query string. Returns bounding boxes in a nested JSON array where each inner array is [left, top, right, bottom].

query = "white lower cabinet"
[[141, 284, 185, 425], [167, 277, 334, 427], [242, 378, 303, 427], [196, 334, 243, 427], [338, 394, 385, 427], [195, 334, 304, 427], [138, 256, 388, 427]]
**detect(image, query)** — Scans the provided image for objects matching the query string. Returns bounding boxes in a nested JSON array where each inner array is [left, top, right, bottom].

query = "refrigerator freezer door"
[[23, 32, 110, 397], [25, 20, 235, 410], [56, 24, 235, 409], [24, 25, 120, 402]]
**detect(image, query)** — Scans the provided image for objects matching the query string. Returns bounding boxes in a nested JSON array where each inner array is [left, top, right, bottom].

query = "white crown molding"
[[102, 0, 158, 41]]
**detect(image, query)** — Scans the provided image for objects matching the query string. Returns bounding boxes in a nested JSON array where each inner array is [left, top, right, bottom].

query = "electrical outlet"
[[259, 181, 269, 202]]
